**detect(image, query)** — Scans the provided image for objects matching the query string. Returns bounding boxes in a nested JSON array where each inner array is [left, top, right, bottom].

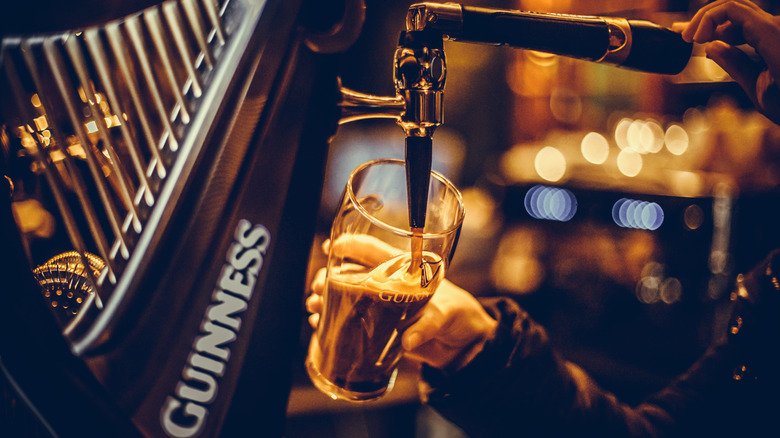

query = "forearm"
[[420, 298, 667, 437], [419, 301, 763, 437]]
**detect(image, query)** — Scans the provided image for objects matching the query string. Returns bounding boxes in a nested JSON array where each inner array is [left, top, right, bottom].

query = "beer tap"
[[337, 2, 692, 233], [395, 29, 445, 234], [338, 27, 445, 234]]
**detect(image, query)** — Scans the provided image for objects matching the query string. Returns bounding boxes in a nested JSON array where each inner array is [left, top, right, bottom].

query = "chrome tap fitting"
[[337, 27, 446, 139], [393, 29, 445, 138]]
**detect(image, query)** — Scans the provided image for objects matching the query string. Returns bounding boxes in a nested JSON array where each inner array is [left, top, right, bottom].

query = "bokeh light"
[[641, 119, 665, 153], [683, 204, 704, 230], [614, 117, 632, 150], [534, 146, 566, 182], [612, 198, 664, 230], [581, 132, 609, 164], [660, 277, 683, 304], [626, 119, 644, 152], [616, 148, 642, 177], [665, 124, 689, 155], [524, 185, 577, 222]]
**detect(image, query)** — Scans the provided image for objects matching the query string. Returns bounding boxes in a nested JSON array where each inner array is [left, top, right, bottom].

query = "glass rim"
[[345, 158, 465, 239]]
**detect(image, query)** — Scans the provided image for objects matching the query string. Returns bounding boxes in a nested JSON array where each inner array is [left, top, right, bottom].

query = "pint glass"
[[306, 158, 464, 402]]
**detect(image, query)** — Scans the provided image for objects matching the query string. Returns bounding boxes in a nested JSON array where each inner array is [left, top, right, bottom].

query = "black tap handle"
[[405, 136, 432, 230], [458, 6, 609, 61], [434, 4, 692, 75], [622, 20, 692, 75]]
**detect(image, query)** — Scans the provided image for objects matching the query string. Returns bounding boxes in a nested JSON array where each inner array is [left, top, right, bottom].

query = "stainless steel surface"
[[406, 2, 463, 35], [598, 17, 632, 65], [393, 32, 445, 138], [2, 0, 268, 353], [338, 87, 406, 125]]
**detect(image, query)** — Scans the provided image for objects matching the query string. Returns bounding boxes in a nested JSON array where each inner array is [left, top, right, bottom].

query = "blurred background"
[[284, 0, 780, 437]]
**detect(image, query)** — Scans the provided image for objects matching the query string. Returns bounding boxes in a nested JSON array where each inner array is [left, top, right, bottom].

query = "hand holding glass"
[[306, 159, 464, 402]]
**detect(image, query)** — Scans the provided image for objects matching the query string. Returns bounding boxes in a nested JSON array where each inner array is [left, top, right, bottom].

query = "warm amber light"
[[617, 148, 642, 177], [534, 146, 566, 182], [684, 204, 704, 230], [33, 115, 48, 131], [670, 171, 702, 197], [660, 278, 682, 304], [614, 117, 632, 150], [526, 50, 557, 67], [581, 132, 609, 164], [665, 124, 689, 155], [641, 120, 665, 153]]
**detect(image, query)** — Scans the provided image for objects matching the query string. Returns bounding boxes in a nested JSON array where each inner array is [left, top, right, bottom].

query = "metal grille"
[[1, 0, 267, 352]]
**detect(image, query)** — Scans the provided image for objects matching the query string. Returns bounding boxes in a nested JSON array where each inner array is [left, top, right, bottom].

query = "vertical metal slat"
[[163, 1, 203, 98], [145, 7, 191, 125], [104, 22, 168, 180], [43, 36, 130, 265], [182, 0, 215, 70], [64, 36, 143, 235], [200, 0, 226, 46], [125, 15, 180, 153], [83, 28, 156, 209]]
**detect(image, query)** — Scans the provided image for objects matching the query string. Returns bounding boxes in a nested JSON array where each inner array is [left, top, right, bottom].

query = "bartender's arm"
[[405, 251, 780, 438]]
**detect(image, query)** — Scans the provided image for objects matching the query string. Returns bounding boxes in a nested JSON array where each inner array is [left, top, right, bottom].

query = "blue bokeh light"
[[524, 185, 577, 222], [612, 198, 664, 230]]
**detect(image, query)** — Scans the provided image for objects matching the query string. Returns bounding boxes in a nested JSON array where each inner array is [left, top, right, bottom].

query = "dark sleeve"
[[420, 250, 780, 438]]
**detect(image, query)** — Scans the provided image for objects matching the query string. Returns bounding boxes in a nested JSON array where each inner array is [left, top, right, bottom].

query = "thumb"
[[402, 307, 445, 351], [705, 41, 762, 104]]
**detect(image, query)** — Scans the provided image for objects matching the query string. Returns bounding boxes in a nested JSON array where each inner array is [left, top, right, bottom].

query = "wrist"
[[449, 317, 499, 373]]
